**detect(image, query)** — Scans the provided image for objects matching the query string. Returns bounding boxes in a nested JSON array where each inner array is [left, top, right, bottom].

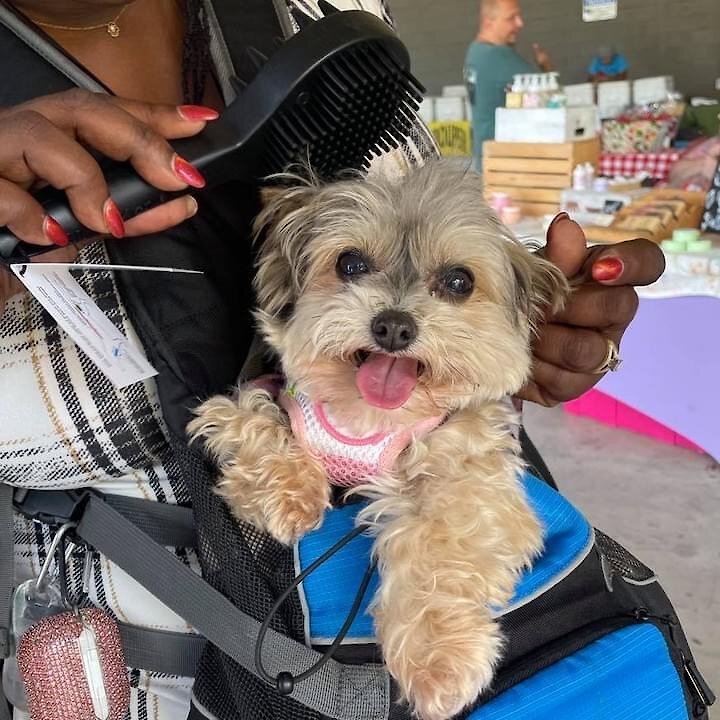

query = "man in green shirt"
[[464, 0, 552, 168]]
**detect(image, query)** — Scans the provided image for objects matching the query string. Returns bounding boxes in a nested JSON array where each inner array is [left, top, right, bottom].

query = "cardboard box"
[[564, 83, 595, 107], [633, 76, 674, 105], [418, 97, 436, 124], [441, 85, 468, 98], [494, 106, 599, 143], [434, 96, 466, 122], [597, 80, 631, 119]]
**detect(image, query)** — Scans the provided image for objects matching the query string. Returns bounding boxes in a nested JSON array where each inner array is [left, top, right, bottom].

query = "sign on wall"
[[582, 0, 618, 22]]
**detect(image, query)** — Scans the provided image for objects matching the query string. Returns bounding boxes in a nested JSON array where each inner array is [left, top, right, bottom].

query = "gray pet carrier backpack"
[[0, 2, 715, 719]]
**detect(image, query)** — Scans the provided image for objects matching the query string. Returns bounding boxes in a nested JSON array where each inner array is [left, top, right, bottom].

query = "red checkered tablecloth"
[[599, 152, 681, 181]]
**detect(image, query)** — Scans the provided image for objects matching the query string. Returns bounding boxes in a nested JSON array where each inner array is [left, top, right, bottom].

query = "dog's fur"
[[188, 160, 569, 719]]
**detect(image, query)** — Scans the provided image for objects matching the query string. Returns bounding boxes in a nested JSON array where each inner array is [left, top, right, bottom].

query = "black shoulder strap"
[[74, 492, 390, 720]]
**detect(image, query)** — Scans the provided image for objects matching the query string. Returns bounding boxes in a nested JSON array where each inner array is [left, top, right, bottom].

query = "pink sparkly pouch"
[[17, 608, 130, 720]]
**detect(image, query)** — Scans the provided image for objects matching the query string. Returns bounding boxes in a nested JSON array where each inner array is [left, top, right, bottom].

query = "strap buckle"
[[12, 487, 97, 528]]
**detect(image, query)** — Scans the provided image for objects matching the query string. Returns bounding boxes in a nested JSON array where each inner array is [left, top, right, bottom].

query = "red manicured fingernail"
[[592, 257, 624, 282], [43, 216, 69, 247], [178, 105, 219, 122], [103, 198, 125, 238], [172, 155, 206, 188]]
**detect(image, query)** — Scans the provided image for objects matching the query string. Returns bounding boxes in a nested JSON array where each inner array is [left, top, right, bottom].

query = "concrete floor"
[[523, 403, 720, 701]]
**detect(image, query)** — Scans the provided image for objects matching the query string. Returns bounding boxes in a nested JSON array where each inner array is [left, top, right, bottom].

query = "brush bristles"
[[264, 43, 424, 177]]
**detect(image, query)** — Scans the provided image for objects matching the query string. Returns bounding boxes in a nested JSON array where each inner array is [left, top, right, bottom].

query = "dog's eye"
[[336, 250, 370, 279], [443, 267, 474, 296]]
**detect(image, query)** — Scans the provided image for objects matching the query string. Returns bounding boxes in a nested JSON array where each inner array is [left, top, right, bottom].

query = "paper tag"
[[11, 263, 168, 389]]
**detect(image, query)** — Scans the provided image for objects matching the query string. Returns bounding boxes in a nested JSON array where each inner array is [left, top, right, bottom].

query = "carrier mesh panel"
[[175, 438, 327, 720], [174, 434, 662, 720], [595, 530, 655, 582]]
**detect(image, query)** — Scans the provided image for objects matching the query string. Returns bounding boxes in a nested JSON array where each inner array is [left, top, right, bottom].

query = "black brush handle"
[[0, 113, 253, 263], [0, 125, 239, 264], [0, 165, 178, 261]]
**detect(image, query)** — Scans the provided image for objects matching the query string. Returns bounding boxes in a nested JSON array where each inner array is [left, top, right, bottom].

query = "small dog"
[[189, 161, 569, 720]]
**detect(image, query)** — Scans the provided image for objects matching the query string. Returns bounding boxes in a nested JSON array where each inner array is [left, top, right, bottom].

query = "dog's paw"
[[187, 395, 245, 464], [386, 615, 503, 720], [262, 474, 331, 545]]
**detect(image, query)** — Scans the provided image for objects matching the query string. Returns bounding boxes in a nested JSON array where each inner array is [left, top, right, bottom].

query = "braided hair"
[[180, 0, 212, 104]]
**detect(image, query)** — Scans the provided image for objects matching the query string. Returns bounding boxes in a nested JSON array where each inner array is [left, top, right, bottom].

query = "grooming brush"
[[0, 10, 423, 265]]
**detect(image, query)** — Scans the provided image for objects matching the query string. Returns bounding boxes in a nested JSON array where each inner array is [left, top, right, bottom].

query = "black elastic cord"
[[254, 523, 377, 695]]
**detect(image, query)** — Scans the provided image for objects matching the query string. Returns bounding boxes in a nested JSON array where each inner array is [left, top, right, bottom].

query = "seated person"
[[588, 45, 629, 82]]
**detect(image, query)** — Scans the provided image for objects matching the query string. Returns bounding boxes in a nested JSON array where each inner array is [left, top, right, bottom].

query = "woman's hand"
[[0, 89, 217, 312], [519, 214, 665, 407], [0, 89, 216, 247]]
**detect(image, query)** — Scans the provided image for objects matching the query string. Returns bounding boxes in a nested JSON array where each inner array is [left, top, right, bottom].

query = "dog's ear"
[[253, 179, 320, 319], [506, 242, 570, 333]]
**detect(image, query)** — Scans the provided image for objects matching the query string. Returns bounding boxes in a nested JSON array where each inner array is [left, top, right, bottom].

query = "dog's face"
[[254, 161, 568, 432]]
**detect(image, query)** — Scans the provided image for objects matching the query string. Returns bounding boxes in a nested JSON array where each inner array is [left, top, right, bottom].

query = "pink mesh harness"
[[249, 376, 444, 488]]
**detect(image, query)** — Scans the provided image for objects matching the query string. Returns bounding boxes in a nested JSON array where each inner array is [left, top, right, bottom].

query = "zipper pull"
[[682, 652, 716, 712], [632, 607, 677, 628], [632, 607, 681, 644], [632, 608, 715, 713]]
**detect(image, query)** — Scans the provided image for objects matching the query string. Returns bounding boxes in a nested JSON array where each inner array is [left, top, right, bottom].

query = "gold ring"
[[592, 338, 622, 375]]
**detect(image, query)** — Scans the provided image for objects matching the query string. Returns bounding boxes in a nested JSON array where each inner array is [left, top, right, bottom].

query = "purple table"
[[599, 295, 720, 462]]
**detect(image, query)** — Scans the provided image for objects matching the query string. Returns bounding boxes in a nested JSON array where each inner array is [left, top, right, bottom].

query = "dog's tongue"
[[356, 353, 418, 409]]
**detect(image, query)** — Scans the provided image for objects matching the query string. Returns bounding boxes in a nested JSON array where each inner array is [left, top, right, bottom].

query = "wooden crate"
[[483, 139, 600, 216]]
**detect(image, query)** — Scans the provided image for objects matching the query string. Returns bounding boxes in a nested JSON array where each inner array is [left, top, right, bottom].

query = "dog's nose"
[[371, 310, 417, 352]]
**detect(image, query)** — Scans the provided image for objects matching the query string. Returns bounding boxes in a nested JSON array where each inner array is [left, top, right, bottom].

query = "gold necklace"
[[31, 3, 133, 38]]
